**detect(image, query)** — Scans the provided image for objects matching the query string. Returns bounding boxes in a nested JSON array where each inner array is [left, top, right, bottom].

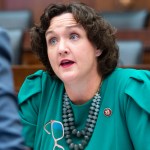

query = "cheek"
[[47, 49, 55, 60], [47, 51, 51, 60], [47, 51, 58, 69], [47, 51, 54, 65]]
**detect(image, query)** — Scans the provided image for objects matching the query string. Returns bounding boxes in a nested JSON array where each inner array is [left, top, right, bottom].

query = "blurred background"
[[0, 0, 150, 92]]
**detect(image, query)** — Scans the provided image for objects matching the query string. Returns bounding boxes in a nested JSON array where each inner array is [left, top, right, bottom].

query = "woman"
[[18, 2, 150, 150]]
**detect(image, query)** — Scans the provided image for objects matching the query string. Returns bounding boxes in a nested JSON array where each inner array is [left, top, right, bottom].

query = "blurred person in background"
[[0, 27, 25, 150]]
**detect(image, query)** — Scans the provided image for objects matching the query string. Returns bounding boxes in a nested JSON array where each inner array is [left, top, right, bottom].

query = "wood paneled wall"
[[1, 0, 150, 24]]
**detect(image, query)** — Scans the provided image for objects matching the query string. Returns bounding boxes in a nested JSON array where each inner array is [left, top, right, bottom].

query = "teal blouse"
[[18, 68, 150, 150]]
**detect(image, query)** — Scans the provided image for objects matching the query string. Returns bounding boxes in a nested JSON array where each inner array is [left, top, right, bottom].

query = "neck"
[[64, 73, 102, 105]]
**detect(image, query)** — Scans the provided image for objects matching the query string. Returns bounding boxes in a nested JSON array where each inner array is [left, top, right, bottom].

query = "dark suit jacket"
[[0, 27, 25, 150]]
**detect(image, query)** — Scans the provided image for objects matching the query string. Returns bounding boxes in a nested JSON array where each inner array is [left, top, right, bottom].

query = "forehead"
[[48, 13, 78, 30]]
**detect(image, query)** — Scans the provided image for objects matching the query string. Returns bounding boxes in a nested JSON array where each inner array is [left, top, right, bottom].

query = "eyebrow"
[[45, 24, 82, 37]]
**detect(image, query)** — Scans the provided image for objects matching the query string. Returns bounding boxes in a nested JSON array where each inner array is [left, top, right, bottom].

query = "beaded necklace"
[[62, 90, 101, 150]]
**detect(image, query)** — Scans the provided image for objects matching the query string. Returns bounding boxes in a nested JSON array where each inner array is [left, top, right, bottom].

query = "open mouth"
[[60, 60, 75, 67]]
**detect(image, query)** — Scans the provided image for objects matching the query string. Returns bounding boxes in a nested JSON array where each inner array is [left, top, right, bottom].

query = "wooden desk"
[[116, 29, 150, 49], [12, 65, 45, 92], [22, 31, 41, 65]]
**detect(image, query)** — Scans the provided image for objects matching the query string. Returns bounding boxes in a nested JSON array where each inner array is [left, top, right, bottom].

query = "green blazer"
[[18, 68, 150, 150]]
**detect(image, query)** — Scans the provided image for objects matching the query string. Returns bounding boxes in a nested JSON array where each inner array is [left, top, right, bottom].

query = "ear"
[[95, 49, 102, 57]]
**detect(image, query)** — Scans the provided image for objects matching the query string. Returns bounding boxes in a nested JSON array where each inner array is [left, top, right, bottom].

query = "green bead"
[[81, 139, 87, 146], [79, 144, 84, 149], [72, 129, 77, 134], [67, 139, 72, 144], [62, 91, 101, 150], [77, 131, 81, 137], [74, 144, 79, 150], [69, 143, 74, 149], [84, 135, 89, 140]]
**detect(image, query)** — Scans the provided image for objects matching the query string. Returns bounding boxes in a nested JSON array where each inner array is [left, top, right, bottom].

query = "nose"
[[58, 39, 69, 55]]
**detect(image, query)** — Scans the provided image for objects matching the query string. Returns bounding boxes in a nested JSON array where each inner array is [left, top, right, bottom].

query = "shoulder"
[[110, 67, 148, 79], [109, 68, 150, 114], [108, 67, 149, 86], [18, 70, 62, 105]]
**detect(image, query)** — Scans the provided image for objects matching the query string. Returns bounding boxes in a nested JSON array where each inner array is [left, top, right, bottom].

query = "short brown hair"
[[30, 2, 119, 77]]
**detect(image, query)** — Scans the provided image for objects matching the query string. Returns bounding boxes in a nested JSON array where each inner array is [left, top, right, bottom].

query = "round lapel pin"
[[104, 108, 112, 117]]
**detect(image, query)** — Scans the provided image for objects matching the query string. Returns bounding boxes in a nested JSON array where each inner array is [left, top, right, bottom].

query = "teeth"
[[62, 60, 70, 63], [61, 60, 73, 63], [60, 60, 74, 65]]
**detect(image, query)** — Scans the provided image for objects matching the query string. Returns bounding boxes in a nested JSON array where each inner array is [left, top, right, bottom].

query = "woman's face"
[[46, 13, 101, 83]]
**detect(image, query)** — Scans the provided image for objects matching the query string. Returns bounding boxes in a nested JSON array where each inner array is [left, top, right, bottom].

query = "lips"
[[60, 59, 75, 68]]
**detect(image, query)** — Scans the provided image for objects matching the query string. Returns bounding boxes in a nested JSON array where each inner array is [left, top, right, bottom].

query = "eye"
[[49, 37, 57, 45], [70, 33, 79, 40]]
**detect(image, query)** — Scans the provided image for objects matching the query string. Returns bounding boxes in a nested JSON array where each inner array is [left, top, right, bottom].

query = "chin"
[[59, 74, 77, 83]]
